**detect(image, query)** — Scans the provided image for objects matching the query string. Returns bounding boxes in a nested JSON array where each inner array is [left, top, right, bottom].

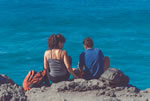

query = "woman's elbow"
[[67, 67, 72, 72]]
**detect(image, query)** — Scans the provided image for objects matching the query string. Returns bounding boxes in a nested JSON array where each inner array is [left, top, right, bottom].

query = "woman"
[[44, 34, 78, 83]]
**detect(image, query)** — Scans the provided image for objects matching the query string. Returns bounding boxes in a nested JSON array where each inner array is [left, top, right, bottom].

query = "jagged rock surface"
[[0, 74, 27, 101], [25, 68, 150, 101], [1, 68, 150, 101], [26, 79, 150, 101]]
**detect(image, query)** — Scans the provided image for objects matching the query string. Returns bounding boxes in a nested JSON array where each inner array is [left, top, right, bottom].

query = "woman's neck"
[[52, 48, 62, 50]]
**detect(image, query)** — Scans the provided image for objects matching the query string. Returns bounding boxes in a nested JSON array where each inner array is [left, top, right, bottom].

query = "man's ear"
[[84, 45, 87, 49]]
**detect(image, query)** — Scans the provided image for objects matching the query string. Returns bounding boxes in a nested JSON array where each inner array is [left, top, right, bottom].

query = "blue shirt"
[[79, 48, 104, 80]]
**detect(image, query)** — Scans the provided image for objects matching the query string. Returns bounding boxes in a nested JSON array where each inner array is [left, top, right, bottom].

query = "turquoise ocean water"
[[0, 0, 150, 90]]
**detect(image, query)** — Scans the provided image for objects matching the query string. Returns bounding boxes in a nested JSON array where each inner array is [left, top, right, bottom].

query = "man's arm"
[[78, 53, 85, 77]]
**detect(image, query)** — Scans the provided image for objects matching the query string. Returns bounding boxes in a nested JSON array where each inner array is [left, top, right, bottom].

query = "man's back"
[[79, 48, 104, 80]]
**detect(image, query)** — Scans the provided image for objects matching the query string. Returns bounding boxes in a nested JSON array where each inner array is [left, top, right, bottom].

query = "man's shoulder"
[[93, 48, 102, 52], [94, 48, 100, 50], [93, 48, 104, 56], [80, 51, 85, 56]]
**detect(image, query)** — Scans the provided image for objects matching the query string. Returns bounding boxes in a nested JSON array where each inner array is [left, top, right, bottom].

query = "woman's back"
[[45, 49, 68, 77]]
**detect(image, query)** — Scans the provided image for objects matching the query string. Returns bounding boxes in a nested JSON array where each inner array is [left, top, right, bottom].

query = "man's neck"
[[86, 47, 93, 50]]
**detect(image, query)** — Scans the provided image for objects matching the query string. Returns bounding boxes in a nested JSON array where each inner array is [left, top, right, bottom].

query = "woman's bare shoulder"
[[62, 50, 67, 55], [44, 50, 51, 56]]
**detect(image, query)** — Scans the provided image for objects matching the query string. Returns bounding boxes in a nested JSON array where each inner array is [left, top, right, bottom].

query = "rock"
[[2, 68, 150, 101], [41, 86, 46, 92], [96, 90, 105, 96], [100, 68, 129, 87], [0, 74, 15, 85], [127, 87, 140, 93], [25, 76, 150, 101], [52, 79, 89, 92], [105, 90, 116, 97], [52, 79, 107, 92], [52, 81, 68, 92], [103, 98, 121, 101], [140, 90, 148, 94], [88, 79, 106, 90], [145, 88, 150, 93], [0, 83, 26, 101], [73, 79, 88, 91], [114, 87, 125, 91], [0, 74, 26, 101]]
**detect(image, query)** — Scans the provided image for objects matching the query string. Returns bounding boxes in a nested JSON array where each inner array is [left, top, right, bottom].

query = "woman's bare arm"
[[63, 51, 78, 78], [44, 51, 49, 70]]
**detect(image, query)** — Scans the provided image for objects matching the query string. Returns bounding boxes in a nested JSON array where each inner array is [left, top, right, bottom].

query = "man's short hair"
[[83, 37, 93, 48]]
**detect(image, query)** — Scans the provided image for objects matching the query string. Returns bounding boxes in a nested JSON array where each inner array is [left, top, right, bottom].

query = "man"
[[78, 37, 110, 80]]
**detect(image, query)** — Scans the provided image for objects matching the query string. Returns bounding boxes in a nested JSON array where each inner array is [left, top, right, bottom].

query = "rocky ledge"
[[1, 68, 150, 101], [0, 75, 26, 101]]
